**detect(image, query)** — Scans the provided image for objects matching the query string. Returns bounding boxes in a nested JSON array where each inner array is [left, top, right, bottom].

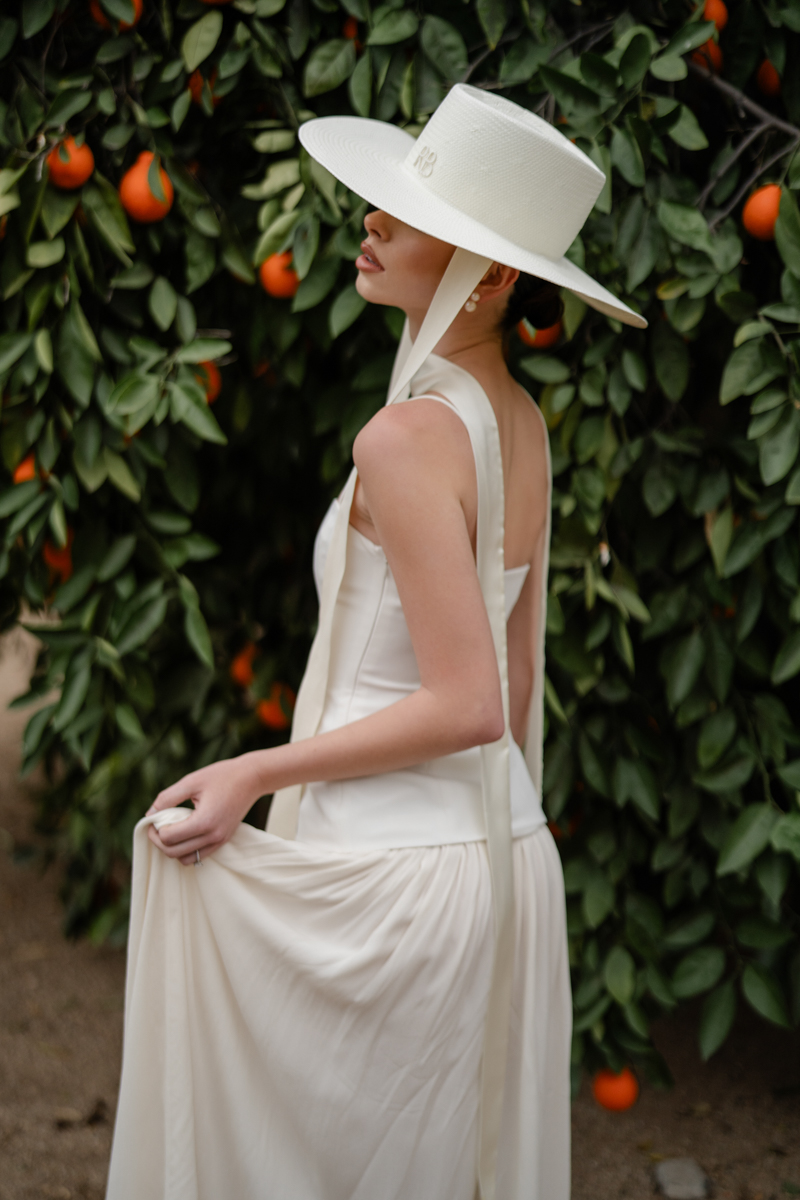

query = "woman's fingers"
[[147, 774, 202, 814], [147, 823, 217, 861]]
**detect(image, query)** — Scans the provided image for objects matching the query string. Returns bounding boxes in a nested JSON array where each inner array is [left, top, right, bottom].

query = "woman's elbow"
[[458, 694, 505, 749]]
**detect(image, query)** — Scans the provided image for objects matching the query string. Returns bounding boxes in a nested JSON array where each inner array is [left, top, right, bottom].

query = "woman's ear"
[[478, 262, 520, 302]]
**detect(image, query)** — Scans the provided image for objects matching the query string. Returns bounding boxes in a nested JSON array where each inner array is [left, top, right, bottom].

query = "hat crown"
[[402, 84, 604, 262]]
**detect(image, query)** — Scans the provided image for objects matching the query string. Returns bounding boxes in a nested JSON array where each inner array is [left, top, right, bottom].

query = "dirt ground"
[[1, 629, 799, 1200]]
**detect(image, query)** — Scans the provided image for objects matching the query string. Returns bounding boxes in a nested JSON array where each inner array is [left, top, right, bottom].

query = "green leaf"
[[82, 178, 135, 263], [476, 0, 507, 50], [182, 11, 223, 73], [103, 448, 141, 502], [111, 263, 155, 290], [45, 89, 92, 129], [772, 627, 800, 684], [0, 332, 32, 375], [699, 980, 736, 1061], [97, 534, 136, 582], [40, 187, 79, 238], [759, 407, 800, 486], [697, 708, 736, 769], [578, 731, 610, 797], [651, 322, 689, 402], [21, 0, 56, 39], [252, 211, 302, 266], [657, 200, 713, 255], [52, 662, 91, 733], [520, 356, 570, 384], [116, 594, 169, 656], [368, 9, 419, 45], [26, 238, 65, 268], [604, 945, 636, 1005], [720, 342, 765, 405], [667, 106, 709, 151], [174, 338, 232, 363], [662, 909, 715, 949], [736, 916, 793, 950], [662, 630, 705, 709], [770, 813, 800, 861], [619, 33, 651, 90], [664, 18, 716, 57], [148, 277, 178, 331], [169, 381, 228, 444], [694, 755, 754, 795], [292, 256, 340, 313], [649, 54, 687, 81], [329, 284, 366, 338], [613, 756, 660, 820], [583, 870, 615, 928], [421, 16, 468, 81], [22, 703, 57, 760], [610, 127, 645, 188], [775, 188, 800, 279], [671, 946, 725, 998], [717, 805, 778, 876], [0, 16, 19, 60], [303, 39, 356, 96], [348, 51, 372, 117], [741, 963, 791, 1028]]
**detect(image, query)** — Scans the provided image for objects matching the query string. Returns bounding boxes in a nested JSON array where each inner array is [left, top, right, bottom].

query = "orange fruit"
[[259, 252, 300, 299], [343, 16, 358, 37], [691, 39, 722, 72], [256, 682, 296, 730], [756, 59, 781, 96], [592, 1067, 639, 1112], [517, 319, 562, 349], [46, 137, 95, 190], [194, 360, 221, 404], [13, 454, 36, 484], [742, 183, 782, 240], [90, 0, 142, 31], [702, 0, 728, 31], [189, 68, 220, 107], [119, 151, 174, 223], [230, 643, 257, 688], [0, 215, 6, 240], [43, 528, 74, 583]]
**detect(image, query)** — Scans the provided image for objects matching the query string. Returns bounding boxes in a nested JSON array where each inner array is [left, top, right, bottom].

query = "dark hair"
[[501, 272, 564, 332]]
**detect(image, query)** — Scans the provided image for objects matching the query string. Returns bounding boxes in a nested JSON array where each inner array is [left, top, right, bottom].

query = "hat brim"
[[300, 116, 647, 330]]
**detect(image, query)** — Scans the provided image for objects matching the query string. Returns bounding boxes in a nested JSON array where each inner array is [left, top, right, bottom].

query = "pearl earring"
[[464, 292, 480, 313]]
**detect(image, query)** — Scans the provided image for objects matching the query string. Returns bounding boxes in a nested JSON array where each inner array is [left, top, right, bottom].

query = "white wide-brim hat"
[[300, 84, 646, 404]]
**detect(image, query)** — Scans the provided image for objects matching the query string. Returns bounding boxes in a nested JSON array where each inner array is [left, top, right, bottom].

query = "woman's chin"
[[355, 271, 392, 306]]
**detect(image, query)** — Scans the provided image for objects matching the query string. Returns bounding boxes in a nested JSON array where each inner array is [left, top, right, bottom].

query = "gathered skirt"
[[106, 818, 571, 1200]]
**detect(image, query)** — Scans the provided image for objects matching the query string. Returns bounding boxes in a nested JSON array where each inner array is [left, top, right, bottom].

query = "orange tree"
[[3, 0, 800, 1086]]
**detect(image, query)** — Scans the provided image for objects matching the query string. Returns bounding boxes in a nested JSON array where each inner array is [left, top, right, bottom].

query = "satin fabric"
[[106, 818, 570, 1200]]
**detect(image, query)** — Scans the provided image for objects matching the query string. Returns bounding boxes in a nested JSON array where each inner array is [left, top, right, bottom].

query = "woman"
[[106, 84, 645, 1200]]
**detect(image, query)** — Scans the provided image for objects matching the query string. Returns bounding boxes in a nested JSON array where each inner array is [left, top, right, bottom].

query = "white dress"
[[105, 354, 572, 1200]]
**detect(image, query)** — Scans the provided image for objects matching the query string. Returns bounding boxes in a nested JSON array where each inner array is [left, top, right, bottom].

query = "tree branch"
[[688, 60, 800, 141], [695, 123, 770, 211], [709, 137, 800, 231]]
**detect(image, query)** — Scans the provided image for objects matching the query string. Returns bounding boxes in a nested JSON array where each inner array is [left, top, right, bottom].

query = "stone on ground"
[[654, 1157, 708, 1199]]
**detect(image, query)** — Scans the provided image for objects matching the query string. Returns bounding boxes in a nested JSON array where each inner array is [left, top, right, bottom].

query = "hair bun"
[[503, 273, 564, 333]]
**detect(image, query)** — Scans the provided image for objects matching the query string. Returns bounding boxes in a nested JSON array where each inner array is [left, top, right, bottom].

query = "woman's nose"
[[363, 209, 389, 238]]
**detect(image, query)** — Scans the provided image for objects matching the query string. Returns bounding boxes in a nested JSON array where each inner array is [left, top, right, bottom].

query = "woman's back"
[[296, 353, 547, 849]]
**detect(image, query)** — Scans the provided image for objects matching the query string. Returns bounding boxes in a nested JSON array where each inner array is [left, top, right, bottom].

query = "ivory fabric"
[[106, 350, 571, 1200]]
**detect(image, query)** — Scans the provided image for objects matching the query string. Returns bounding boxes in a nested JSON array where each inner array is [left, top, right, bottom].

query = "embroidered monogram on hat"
[[412, 145, 436, 177]]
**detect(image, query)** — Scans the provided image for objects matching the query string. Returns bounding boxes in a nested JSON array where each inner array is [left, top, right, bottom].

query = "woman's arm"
[[149, 398, 504, 863]]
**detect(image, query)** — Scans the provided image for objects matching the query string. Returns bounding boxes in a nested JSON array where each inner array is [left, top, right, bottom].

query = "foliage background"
[[4, 0, 800, 1087]]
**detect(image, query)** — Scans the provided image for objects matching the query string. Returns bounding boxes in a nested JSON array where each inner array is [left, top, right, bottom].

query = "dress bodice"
[[295, 362, 546, 849]]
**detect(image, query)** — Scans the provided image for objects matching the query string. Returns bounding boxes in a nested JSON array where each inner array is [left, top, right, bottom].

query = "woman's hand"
[[146, 751, 268, 866]]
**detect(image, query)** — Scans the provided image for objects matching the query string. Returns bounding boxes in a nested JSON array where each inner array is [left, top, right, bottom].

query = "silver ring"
[[194, 850, 202, 866]]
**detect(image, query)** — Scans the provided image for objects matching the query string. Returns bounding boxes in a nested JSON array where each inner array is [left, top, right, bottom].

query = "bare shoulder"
[[353, 396, 472, 481]]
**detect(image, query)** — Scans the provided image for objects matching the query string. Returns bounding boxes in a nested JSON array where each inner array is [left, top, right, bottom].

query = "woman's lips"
[[356, 242, 384, 272]]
